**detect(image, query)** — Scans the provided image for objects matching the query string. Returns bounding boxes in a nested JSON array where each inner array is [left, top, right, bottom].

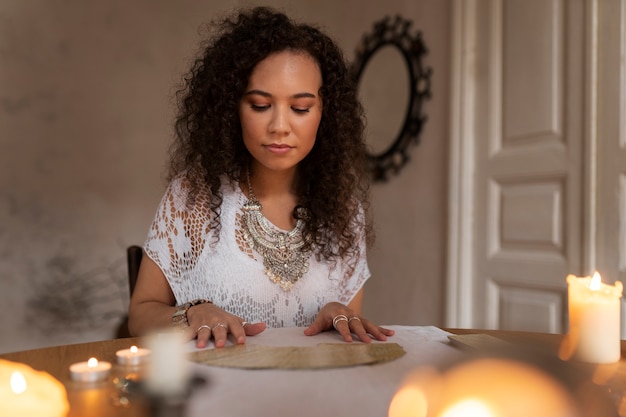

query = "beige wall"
[[0, 0, 450, 353]]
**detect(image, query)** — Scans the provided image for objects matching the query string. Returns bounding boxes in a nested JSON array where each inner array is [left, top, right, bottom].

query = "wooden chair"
[[115, 245, 143, 338]]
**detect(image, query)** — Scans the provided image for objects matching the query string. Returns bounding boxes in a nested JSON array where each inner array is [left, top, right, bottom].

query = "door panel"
[[496, 179, 564, 253], [502, 0, 562, 143], [487, 281, 565, 332]]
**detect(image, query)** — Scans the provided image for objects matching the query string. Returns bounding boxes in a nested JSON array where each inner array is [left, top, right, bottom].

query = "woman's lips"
[[265, 144, 292, 154]]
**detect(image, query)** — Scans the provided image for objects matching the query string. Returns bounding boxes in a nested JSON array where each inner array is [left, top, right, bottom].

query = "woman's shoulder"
[[165, 173, 241, 209], [163, 173, 209, 210]]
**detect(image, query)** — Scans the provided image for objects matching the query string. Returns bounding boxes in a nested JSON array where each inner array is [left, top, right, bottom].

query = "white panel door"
[[448, 0, 586, 332]]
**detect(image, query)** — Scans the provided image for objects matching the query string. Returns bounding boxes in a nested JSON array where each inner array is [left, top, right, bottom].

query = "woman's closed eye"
[[251, 104, 270, 111], [250, 104, 311, 114]]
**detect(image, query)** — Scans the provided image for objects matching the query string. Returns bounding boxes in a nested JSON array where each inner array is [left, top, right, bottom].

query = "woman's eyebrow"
[[244, 89, 316, 99]]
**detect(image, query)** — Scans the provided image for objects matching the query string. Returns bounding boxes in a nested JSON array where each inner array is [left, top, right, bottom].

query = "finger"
[[195, 325, 212, 348], [303, 317, 327, 336], [337, 321, 353, 342], [363, 322, 392, 341], [332, 315, 353, 343], [380, 326, 395, 337], [212, 322, 229, 348], [244, 322, 267, 336], [348, 317, 372, 343], [230, 322, 266, 344], [228, 320, 247, 345]]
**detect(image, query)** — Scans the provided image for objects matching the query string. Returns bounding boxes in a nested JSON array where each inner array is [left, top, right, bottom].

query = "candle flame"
[[87, 357, 99, 368], [439, 398, 495, 417], [590, 272, 602, 291], [10, 371, 27, 394], [130, 345, 138, 354]]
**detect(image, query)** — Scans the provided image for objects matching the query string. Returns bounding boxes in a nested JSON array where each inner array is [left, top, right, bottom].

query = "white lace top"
[[143, 176, 370, 327]]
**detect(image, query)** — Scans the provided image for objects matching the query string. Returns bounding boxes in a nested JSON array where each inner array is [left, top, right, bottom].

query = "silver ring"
[[332, 314, 348, 330], [241, 321, 249, 328], [214, 322, 228, 331], [197, 324, 211, 333], [348, 316, 361, 324]]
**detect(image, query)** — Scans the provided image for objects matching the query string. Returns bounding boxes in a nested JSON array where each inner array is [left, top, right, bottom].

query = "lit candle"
[[116, 345, 151, 366], [145, 330, 190, 396], [0, 359, 69, 417], [69, 357, 112, 382], [565, 272, 623, 363], [388, 358, 577, 417]]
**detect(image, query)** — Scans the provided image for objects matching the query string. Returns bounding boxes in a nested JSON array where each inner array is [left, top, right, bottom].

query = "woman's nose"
[[268, 106, 291, 135]]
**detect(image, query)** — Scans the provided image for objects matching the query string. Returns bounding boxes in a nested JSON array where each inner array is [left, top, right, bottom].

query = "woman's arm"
[[347, 288, 364, 315], [127, 255, 178, 336], [128, 255, 266, 347]]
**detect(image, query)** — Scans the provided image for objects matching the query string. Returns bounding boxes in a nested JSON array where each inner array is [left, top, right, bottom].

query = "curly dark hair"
[[169, 6, 372, 261]]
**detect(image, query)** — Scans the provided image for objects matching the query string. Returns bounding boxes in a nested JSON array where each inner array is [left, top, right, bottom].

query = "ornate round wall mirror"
[[350, 16, 432, 182]]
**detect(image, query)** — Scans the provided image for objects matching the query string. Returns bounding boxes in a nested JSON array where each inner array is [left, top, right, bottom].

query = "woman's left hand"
[[303, 302, 395, 343]]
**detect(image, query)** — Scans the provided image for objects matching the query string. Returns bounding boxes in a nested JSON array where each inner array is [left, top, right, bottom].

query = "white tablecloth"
[[184, 326, 460, 417]]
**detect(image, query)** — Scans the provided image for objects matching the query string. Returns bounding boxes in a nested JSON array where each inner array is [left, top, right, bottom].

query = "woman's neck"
[[244, 165, 300, 230], [246, 165, 298, 200]]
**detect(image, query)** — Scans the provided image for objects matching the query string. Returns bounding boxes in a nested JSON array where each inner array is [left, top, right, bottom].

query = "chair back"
[[126, 245, 142, 296], [116, 245, 143, 338]]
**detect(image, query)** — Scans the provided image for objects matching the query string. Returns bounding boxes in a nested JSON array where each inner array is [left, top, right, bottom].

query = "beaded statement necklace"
[[241, 170, 312, 291]]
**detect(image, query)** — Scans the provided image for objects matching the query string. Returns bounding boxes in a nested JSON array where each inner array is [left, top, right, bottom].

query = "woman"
[[128, 7, 394, 348]]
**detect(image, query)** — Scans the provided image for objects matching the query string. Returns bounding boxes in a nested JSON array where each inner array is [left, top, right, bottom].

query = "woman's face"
[[239, 50, 322, 175]]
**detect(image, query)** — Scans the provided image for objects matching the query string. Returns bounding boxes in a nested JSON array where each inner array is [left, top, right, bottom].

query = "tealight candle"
[[564, 272, 623, 363], [0, 359, 69, 417], [116, 345, 151, 366], [69, 357, 112, 382]]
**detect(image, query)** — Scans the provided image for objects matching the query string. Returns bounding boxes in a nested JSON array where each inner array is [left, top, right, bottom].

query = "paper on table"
[[188, 342, 406, 369]]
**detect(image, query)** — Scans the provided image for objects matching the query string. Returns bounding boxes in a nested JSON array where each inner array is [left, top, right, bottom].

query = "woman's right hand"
[[186, 302, 266, 348]]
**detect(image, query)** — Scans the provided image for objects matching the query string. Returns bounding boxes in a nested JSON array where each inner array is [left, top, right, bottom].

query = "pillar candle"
[[145, 330, 190, 397], [566, 272, 623, 363]]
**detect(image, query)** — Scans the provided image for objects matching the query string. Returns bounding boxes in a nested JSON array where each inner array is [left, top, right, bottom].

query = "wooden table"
[[446, 328, 626, 357], [1, 337, 148, 417], [447, 328, 626, 417], [1, 327, 624, 417]]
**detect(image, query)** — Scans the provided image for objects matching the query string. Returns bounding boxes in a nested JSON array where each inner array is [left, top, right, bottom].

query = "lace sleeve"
[[143, 177, 213, 289]]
